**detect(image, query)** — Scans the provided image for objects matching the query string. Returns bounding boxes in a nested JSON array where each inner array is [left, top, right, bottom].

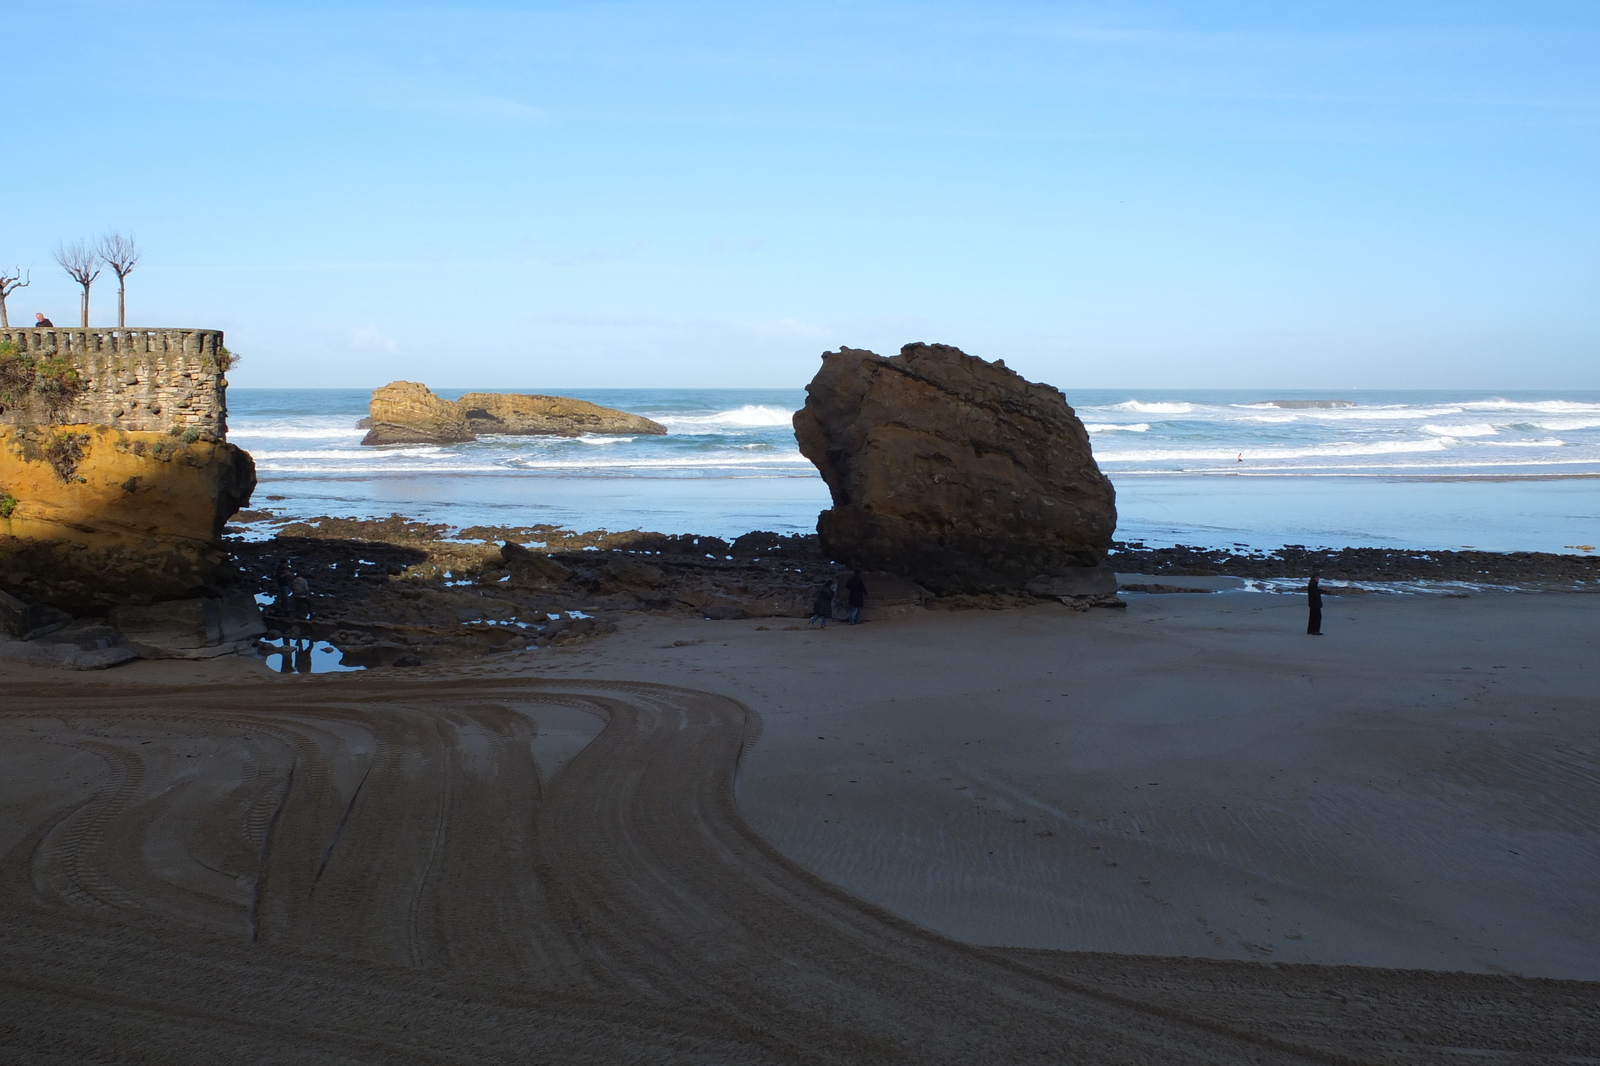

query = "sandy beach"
[[1, 588, 1596, 1062]]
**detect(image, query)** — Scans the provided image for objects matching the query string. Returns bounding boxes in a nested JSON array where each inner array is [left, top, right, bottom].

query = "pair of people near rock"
[[809, 570, 867, 627], [274, 559, 313, 620]]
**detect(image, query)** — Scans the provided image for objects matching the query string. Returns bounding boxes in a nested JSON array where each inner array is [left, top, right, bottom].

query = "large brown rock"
[[361, 381, 473, 445], [360, 382, 666, 444], [0, 425, 256, 609], [793, 343, 1117, 596], [457, 392, 666, 437]]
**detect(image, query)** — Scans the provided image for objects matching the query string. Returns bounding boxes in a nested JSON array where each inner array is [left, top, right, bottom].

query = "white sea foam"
[[1084, 423, 1150, 433], [659, 404, 795, 428], [1459, 399, 1600, 413], [1104, 400, 1195, 414], [1094, 438, 1454, 463], [1422, 423, 1497, 437], [230, 424, 368, 440], [1480, 438, 1566, 448], [1530, 418, 1600, 431]]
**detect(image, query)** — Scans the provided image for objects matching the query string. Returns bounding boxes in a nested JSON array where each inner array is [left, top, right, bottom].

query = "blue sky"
[[7, 1, 1597, 389]]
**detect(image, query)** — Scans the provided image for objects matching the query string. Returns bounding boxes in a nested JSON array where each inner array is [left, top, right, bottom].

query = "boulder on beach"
[[360, 382, 666, 445], [793, 343, 1117, 598]]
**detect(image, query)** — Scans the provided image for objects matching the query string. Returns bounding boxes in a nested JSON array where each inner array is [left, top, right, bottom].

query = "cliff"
[[0, 330, 254, 611], [793, 343, 1117, 598], [361, 382, 666, 445]]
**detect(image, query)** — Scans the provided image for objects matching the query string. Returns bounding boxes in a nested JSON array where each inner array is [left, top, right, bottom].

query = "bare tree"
[[55, 240, 100, 327], [0, 267, 27, 328], [98, 232, 141, 327]]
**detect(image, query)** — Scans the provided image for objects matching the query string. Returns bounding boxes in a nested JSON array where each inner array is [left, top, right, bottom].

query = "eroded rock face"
[[361, 382, 666, 444], [0, 425, 256, 609], [458, 393, 667, 437], [361, 381, 474, 445], [793, 343, 1116, 596]]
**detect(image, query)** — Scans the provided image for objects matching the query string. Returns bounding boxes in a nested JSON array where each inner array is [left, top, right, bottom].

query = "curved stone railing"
[[0, 328, 225, 361], [0, 328, 231, 439]]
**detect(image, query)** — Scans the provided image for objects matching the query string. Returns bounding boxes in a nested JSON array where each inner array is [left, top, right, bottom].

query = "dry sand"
[[1, 589, 1596, 1063]]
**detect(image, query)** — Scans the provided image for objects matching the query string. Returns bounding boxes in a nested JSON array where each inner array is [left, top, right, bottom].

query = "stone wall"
[[0, 328, 229, 440]]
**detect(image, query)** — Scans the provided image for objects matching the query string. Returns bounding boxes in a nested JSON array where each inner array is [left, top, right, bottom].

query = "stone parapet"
[[0, 327, 230, 439]]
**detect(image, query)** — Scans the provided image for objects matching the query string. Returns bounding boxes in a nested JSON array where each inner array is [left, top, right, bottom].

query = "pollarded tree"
[[98, 232, 140, 327], [0, 267, 27, 328], [54, 240, 100, 327]]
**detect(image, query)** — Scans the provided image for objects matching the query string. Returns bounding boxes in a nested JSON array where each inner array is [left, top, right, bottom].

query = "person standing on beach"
[[290, 572, 312, 620], [845, 570, 867, 625], [274, 559, 295, 612], [809, 580, 836, 628], [1306, 575, 1323, 635]]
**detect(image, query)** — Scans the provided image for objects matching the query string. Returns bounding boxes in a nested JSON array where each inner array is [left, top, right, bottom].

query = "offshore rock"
[[793, 343, 1117, 597], [361, 382, 665, 444], [0, 425, 256, 610], [361, 381, 474, 445], [457, 392, 666, 437]]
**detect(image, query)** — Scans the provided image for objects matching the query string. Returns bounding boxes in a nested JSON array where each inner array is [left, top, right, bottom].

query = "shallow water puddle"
[[256, 637, 365, 674]]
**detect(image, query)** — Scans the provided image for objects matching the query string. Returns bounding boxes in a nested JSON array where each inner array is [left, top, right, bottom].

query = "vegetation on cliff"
[[0, 342, 87, 421]]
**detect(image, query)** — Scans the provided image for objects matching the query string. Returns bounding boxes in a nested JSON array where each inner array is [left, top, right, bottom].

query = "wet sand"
[[538, 590, 1600, 980], [1, 590, 1596, 1062]]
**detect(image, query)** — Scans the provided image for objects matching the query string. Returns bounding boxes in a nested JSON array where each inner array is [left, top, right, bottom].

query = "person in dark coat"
[[809, 580, 836, 628], [1307, 575, 1323, 635], [34, 313, 53, 327], [273, 559, 295, 612], [845, 570, 867, 625]]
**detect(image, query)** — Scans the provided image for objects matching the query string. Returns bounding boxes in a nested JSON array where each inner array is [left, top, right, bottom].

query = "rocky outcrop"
[[110, 589, 266, 658], [360, 382, 474, 445], [360, 382, 666, 445], [0, 425, 256, 610], [457, 393, 667, 437], [793, 343, 1117, 598]]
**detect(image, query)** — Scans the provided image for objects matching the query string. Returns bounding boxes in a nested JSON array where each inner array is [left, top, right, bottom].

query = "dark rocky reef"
[[360, 381, 666, 445], [227, 518, 852, 666], [794, 343, 1118, 599]]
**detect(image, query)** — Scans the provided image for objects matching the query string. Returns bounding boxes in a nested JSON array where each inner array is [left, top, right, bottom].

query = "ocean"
[[227, 388, 1600, 555]]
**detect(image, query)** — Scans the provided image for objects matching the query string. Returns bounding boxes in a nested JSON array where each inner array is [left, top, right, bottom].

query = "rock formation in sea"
[[360, 381, 474, 445], [793, 343, 1118, 600], [0, 327, 258, 620], [360, 382, 667, 445]]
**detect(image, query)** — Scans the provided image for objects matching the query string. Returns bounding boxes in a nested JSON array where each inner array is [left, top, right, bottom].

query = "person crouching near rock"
[[809, 580, 836, 628], [845, 569, 867, 625]]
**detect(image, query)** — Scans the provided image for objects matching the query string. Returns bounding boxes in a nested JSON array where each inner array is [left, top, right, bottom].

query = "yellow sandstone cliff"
[[0, 329, 255, 610]]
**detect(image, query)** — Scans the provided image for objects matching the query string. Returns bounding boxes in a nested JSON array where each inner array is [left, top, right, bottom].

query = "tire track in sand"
[[2, 677, 1592, 1064]]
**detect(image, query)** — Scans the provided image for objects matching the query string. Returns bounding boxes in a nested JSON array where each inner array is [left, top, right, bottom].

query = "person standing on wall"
[[1307, 575, 1323, 636], [845, 569, 867, 625], [34, 313, 52, 327]]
